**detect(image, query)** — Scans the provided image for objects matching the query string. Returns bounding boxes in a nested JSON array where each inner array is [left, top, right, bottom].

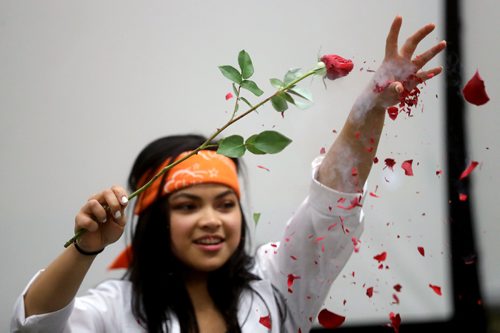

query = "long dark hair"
[[125, 134, 259, 333]]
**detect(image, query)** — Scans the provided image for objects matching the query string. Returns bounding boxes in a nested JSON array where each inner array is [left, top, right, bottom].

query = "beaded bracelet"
[[73, 240, 104, 256]]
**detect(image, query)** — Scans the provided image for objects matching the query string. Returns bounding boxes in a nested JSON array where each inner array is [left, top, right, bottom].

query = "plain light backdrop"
[[0, 0, 498, 330]]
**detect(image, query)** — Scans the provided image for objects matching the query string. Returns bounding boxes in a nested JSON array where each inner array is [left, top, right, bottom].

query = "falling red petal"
[[317, 309, 346, 329], [369, 192, 380, 198], [225, 92, 233, 100], [462, 70, 490, 106], [287, 274, 301, 293], [389, 312, 401, 333], [366, 287, 374, 298], [387, 106, 399, 120], [429, 284, 442, 296], [417, 246, 425, 257], [259, 315, 272, 329], [459, 161, 479, 180], [384, 158, 396, 170], [436, 169, 443, 176], [352, 237, 361, 253], [459, 193, 468, 201], [374, 251, 387, 263], [392, 294, 400, 304], [401, 160, 414, 176], [394, 284, 402, 292]]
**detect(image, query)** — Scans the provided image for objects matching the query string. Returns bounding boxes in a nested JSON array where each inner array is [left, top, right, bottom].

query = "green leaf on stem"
[[283, 68, 302, 85], [253, 212, 261, 226], [241, 80, 264, 96], [253, 130, 292, 154], [232, 83, 239, 97], [283, 92, 295, 104], [219, 65, 242, 84], [289, 86, 313, 101], [217, 135, 246, 157], [271, 93, 288, 112], [245, 134, 266, 154], [238, 50, 254, 80], [270, 78, 284, 89], [239, 96, 253, 108]]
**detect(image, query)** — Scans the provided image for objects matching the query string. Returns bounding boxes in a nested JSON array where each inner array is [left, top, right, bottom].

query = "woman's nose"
[[198, 207, 222, 229]]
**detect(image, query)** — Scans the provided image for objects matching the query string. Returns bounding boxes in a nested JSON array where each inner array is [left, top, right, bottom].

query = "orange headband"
[[134, 149, 240, 215]]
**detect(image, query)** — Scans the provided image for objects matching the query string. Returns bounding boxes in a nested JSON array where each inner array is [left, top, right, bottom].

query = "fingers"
[[415, 66, 443, 82], [400, 23, 436, 59], [412, 40, 447, 69], [76, 186, 129, 232], [385, 15, 403, 59]]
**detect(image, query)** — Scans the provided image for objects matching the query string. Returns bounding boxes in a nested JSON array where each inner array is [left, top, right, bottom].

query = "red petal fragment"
[[374, 251, 387, 263], [384, 158, 396, 170], [317, 308, 346, 329], [459, 193, 468, 201], [389, 312, 401, 333], [462, 70, 490, 106], [373, 157, 379, 164], [259, 315, 272, 329], [393, 284, 402, 292], [392, 293, 400, 304], [459, 161, 479, 180], [366, 286, 374, 298], [429, 284, 442, 296], [287, 274, 301, 293], [401, 160, 414, 176], [257, 165, 271, 172], [436, 169, 443, 176], [320, 54, 354, 81], [369, 192, 379, 198], [417, 246, 425, 257], [387, 106, 399, 120], [225, 92, 233, 100]]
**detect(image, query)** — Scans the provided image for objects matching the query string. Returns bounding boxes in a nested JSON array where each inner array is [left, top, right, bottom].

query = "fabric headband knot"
[[134, 150, 241, 215]]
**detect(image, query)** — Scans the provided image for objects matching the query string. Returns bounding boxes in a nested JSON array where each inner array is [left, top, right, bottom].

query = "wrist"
[[72, 240, 104, 256]]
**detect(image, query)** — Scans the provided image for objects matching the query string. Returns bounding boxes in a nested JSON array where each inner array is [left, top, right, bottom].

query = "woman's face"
[[167, 183, 242, 273]]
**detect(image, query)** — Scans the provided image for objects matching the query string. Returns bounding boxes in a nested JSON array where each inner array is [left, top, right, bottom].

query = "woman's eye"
[[218, 201, 236, 211], [171, 203, 197, 212]]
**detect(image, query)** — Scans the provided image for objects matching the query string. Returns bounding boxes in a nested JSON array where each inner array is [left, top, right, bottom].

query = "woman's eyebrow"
[[169, 189, 235, 201]]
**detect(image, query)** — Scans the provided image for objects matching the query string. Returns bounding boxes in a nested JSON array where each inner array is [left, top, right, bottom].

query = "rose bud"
[[462, 70, 490, 106], [320, 54, 354, 80]]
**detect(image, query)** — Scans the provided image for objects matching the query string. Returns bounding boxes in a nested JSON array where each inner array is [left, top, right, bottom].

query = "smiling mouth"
[[193, 237, 224, 245]]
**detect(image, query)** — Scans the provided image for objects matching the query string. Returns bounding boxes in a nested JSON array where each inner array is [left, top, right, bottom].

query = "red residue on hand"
[[384, 158, 396, 170], [389, 312, 401, 333], [429, 284, 442, 296], [401, 160, 414, 176], [287, 274, 301, 293], [366, 287, 374, 298], [320, 54, 354, 80], [352, 237, 361, 253], [259, 315, 271, 329], [387, 106, 399, 120], [317, 309, 346, 329], [351, 167, 358, 177], [459, 161, 479, 180], [463, 70, 490, 106], [225, 92, 233, 100], [374, 251, 387, 263], [417, 246, 425, 257]]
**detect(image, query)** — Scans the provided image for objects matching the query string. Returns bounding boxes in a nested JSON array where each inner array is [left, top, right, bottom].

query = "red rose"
[[320, 54, 354, 80]]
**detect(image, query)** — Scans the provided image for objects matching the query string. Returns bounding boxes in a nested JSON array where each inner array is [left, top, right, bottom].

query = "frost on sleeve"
[[254, 156, 364, 332]]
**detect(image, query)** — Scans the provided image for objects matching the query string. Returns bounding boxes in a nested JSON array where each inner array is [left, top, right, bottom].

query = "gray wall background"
[[0, 0, 498, 330]]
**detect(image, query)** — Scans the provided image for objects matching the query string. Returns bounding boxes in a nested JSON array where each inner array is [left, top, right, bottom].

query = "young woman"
[[11, 16, 446, 333]]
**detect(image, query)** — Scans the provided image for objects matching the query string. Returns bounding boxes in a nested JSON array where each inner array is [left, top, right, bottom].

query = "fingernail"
[[102, 217, 107, 223], [121, 196, 128, 205], [114, 211, 122, 220]]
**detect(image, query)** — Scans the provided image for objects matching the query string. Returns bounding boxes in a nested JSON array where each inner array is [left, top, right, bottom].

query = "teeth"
[[196, 238, 222, 245]]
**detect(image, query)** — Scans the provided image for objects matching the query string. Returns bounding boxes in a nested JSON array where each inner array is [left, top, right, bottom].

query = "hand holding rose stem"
[[64, 54, 333, 248]]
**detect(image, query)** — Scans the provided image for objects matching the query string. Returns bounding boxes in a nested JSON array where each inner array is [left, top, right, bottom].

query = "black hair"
[[124, 134, 261, 333]]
